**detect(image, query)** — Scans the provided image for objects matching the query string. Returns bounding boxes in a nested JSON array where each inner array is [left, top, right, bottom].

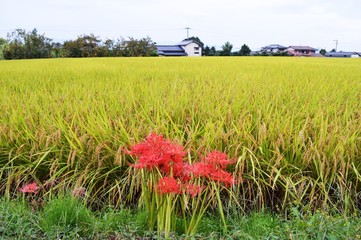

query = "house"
[[287, 46, 318, 57], [156, 40, 202, 57], [325, 52, 360, 58], [177, 40, 202, 56], [156, 45, 187, 56], [260, 44, 288, 53]]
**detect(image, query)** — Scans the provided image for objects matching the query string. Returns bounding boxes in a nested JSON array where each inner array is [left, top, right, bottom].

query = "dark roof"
[[156, 45, 187, 56], [325, 52, 360, 57], [263, 44, 287, 49], [157, 45, 184, 51], [289, 46, 317, 51], [177, 40, 194, 46]]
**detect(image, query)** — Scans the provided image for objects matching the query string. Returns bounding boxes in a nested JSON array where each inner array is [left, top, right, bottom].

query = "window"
[[195, 51, 199, 54], [194, 47, 199, 51]]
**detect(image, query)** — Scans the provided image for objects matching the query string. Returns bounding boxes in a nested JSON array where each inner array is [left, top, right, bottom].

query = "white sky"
[[1, 0, 360, 51]]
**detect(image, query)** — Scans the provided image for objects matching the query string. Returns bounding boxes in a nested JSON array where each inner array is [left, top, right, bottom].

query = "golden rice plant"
[[0, 57, 360, 214]]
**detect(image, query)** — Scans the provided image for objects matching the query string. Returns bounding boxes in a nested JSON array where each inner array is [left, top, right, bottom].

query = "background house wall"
[[181, 42, 202, 56]]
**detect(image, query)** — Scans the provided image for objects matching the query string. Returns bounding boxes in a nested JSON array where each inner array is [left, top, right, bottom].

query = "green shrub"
[[40, 194, 95, 238]]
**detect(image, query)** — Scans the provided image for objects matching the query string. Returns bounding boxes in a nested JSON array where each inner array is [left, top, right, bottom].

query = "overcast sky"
[[1, 0, 360, 51]]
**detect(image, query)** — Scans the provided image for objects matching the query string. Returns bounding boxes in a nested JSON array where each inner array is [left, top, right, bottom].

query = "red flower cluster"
[[157, 177, 181, 194], [189, 151, 236, 187], [184, 183, 203, 197], [204, 150, 235, 169], [20, 182, 39, 193], [157, 178, 203, 196], [127, 133, 236, 195], [126, 133, 187, 177]]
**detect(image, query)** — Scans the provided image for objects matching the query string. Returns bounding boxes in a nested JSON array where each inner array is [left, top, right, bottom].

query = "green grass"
[[0, 198, 42, 239], [40, 194, 95, 238], [0, 57, 360, 214], [0, 197, 360, 239]]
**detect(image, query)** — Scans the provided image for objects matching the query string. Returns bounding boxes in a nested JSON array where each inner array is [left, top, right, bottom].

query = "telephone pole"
[[334, 40, 339, 52], [185, 27, 191, 39]]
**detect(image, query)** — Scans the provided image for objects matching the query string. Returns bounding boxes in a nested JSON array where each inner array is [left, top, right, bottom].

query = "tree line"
[[0, 28, 253, 60], [0, 29, 158, 60]]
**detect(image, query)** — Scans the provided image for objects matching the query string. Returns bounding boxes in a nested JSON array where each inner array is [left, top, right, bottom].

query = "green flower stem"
[[213, 182, 227, 233]]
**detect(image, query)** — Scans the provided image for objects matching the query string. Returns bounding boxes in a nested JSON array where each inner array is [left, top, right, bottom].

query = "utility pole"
[[185, 27, 191, 39], [334, 40, 339, 52]]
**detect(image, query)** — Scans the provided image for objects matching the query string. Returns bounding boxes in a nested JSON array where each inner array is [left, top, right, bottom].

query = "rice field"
[[0, 57, 360, 213]]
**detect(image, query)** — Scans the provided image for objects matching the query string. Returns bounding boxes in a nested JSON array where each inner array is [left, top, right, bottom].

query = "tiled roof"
[[263, 44, 287, 49], [287, 49, 320, 57], [156, 45, 187, 56], [157, 45, 185, 51], [289, 46, 317, 51]]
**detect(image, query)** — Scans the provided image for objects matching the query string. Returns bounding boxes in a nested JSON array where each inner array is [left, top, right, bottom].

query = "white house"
[[178, 40, 202, 56], [156, 40, 202, 57]]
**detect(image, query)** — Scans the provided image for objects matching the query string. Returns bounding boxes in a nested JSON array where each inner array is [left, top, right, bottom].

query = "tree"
[[220, 42, 233, 56], [104, 39, 115, 56], [120, 37, 157, 57], [51, 42, 63, 58], [63, 39, 82, 57], [331, 49, 336, 52], [210, 46, 216, 56], [3, 29, 53, 59], [319, 49, 326, 55], [203, 46, 210, 56], [24, 29, 53, 58], [203, 45, 217, 56], [0, 38, 6, 46], [239, 44, 251, 56], [80, 34, 102, 57], [63, 34, 108, 58], [3, 29, 26, 59], [0, 37, 7, 59]]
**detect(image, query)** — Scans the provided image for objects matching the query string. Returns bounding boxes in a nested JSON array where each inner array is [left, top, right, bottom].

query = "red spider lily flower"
[[126, 133, 186, 174], [160, 162, 189, 178], [184, 183, 203, 197], [204, 150, 235, 169], [210, 169, 236, 187], [20, 182, 39, 193], [164, 144, 185, 163], [175, 162, 192, 181], [189, 162, 215, 178], [157, 177, 181, 194]]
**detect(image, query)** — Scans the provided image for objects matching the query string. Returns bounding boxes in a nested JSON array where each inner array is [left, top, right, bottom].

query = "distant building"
[[157, 40, 202, 57], [287, 46, 319, 57], [325, 52, 360, 58], [177, 40, 202, 56], [156, 45, 187, 56], [261, 44, 288, 53]]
